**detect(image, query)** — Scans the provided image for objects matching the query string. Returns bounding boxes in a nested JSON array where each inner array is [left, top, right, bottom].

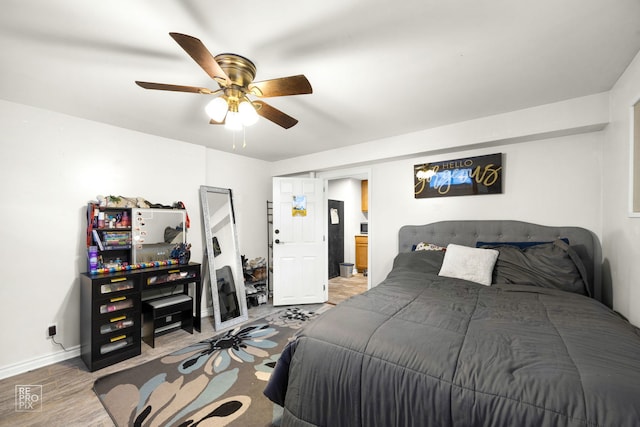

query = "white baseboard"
[[1, 311, 213, 381], [0, 345, 80, 381]]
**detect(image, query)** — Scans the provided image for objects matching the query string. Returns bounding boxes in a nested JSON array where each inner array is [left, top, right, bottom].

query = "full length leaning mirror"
[[200, 185, 248, 330]]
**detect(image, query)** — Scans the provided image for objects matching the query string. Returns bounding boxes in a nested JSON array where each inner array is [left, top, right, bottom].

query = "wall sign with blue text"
[[414, 153, 503, 198]]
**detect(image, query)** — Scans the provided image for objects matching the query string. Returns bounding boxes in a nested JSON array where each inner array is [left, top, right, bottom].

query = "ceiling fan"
[[135, 32, 312, 130]]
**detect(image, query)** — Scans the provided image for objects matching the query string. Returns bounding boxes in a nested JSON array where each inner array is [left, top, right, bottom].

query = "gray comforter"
[[265, 251, 640, 426]]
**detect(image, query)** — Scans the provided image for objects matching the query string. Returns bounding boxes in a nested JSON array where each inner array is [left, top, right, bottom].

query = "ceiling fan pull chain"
[[232, 131, 236, 150], [243, 127, 247, 148]]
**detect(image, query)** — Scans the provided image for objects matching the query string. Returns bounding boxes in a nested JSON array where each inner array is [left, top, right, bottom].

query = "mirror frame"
[[200, 185, 248, 330]]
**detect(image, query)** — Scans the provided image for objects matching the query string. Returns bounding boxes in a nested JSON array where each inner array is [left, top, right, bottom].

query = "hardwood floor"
[[327, 272, 368, 305], [0, 280, 365, 427]]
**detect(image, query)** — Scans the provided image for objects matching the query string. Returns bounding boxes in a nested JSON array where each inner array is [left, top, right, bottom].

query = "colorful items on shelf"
[[87, 197, 192, 275], [170, 243, 192, 265], [89, 205, 131, 230], [101, 231, 131, 249], [92, 259, 180, 275]]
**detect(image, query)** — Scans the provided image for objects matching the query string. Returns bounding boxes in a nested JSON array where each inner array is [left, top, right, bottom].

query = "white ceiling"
[[2, 1, 640, 162]]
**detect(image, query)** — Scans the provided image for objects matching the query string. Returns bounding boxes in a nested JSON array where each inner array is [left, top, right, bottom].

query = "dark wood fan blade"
[[135, 81, 220, 95], [248, 75, 312, 97], [254, 100, 298, 129], [169, 32, 230, 85]]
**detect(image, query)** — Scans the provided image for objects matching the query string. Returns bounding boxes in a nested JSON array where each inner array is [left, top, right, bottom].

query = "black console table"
[[80, 262, 202, 371]]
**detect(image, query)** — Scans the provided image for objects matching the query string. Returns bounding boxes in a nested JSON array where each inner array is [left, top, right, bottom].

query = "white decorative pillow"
[[438, 244, 499, 286]]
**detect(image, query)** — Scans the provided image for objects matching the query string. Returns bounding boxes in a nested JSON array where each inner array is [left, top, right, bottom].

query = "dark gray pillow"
[[393, 250, 445, 275], [483, 240, 590, 296]]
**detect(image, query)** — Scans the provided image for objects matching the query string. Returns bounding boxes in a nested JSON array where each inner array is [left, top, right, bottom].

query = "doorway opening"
[[320, 168, 371, 304]]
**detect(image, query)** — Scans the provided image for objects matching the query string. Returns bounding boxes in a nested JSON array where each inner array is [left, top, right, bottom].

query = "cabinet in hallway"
[[355, 235, 368, 273]]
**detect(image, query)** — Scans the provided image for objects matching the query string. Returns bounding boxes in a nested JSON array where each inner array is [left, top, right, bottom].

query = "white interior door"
[[272, 177, 327, 306]]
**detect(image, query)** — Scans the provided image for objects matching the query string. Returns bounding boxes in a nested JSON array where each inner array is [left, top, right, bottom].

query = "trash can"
[[339, 263, 354, 278]]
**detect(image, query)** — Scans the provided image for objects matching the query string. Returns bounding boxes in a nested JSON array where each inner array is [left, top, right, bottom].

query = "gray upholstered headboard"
[[398, 220, 603, 303]]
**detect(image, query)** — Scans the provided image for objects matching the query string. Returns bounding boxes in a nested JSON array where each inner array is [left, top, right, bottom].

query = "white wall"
[[271, 93, 608, 177], [205, 149, 272, 262], [602, 49, 640, 325], [272, 97, 605, 297], [369, 135, 602, 286], [0, 100, 271, 378]]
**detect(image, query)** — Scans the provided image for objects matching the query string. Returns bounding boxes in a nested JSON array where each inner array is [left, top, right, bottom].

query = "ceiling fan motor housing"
[[214, 53, 257, 87]]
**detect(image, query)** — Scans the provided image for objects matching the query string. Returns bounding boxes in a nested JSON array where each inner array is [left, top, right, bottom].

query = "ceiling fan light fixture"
[[225, 110, 243, 131], [239, 100, 259, 126], [205, 97, 228, 122]]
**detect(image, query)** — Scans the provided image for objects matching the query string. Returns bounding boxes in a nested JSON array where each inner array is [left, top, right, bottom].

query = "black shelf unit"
[[244, 263, 268, 306], [266, 200, 273, 297], [87, 203, 132, 271]]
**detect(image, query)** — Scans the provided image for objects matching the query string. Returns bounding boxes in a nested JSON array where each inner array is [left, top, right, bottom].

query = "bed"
[[264, 220, 640, 426]]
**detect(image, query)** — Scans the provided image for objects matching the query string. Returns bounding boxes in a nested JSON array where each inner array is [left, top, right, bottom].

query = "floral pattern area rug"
[[94, 308, 327, 427]]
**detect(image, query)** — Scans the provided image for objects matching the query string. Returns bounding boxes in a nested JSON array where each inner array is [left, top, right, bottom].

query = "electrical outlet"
[[48, 324, 57, 338]]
